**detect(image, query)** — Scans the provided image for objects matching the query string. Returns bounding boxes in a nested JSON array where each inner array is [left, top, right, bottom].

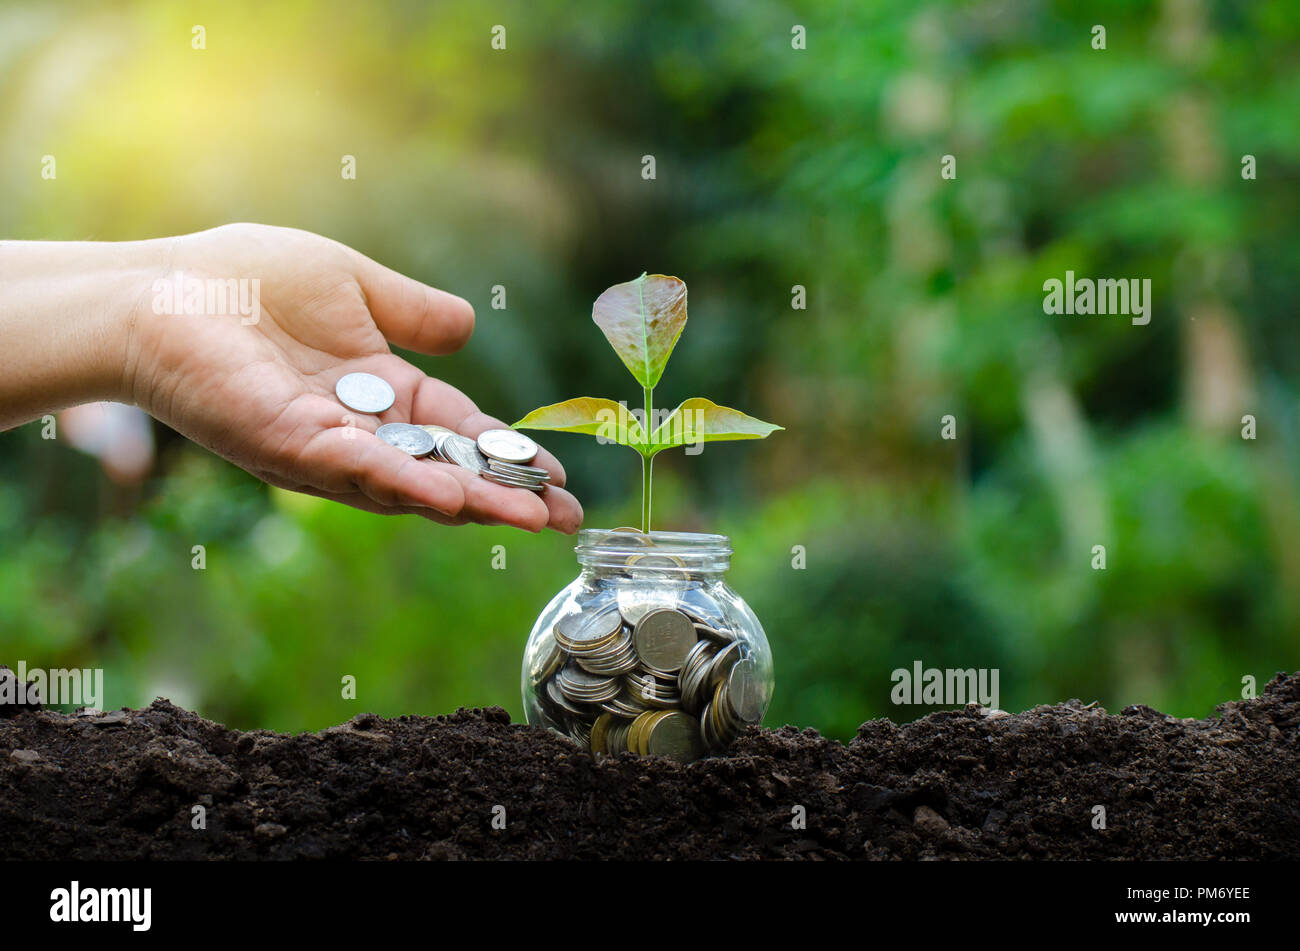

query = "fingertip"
[[538, 484, 583, 534], [442, 292, 475, 351], [518, 494, 551, 533], [354, 253, 477, 355]]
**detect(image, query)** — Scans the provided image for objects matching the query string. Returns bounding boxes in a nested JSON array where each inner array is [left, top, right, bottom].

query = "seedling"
[[513, 273, 781, 531]]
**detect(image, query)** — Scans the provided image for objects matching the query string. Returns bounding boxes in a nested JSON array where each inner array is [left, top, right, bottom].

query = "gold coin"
[[608, 526, 654, 541], [592, 527, 657, 557], [710, 680, 734, 741], [589, 713, 613, 756], [645, 711, 702, 763], [626, 711, 647, 754], [626, 553, 686, 569], [641, 712, 669, 755], [628, 710, 660, 755], [640, 711, 668, 754], [700, 699, 718, 750]]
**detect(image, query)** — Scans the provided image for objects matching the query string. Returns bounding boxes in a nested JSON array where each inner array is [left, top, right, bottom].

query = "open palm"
[[125, 223, 581, 532]]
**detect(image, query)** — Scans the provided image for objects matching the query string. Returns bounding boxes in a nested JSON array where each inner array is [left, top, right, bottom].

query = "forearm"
[[0, 238, 167, 429]]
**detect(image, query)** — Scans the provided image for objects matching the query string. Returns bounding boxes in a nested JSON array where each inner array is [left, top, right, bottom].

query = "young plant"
[[512, 273, 781, 532]]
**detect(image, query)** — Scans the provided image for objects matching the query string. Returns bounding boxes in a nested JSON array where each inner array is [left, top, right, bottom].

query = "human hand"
[[1, 223, 583, 533]]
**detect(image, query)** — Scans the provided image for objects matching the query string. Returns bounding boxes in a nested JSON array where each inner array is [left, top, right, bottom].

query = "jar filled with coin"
[[522, 529, 773, 762]]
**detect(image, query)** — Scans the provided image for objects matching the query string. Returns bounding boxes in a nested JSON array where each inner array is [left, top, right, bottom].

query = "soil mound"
[[2, 673, 1296, 859]]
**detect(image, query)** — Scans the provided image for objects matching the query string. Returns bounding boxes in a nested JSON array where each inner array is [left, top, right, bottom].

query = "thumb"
[[351, 250, 475, 356]]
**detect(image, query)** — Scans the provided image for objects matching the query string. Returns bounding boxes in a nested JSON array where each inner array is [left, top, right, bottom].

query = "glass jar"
[[522, 529, 774, 762]]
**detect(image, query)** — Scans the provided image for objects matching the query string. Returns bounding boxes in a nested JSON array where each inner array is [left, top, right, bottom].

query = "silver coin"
[[375, 422, 435, 457], [428, 432, 454, 462], [479, 468, 537, 484], [480, 471, 546, 492], [440, 433, 487, 474], [546, 677, 586, 715], [677, 592, 728, 628], [335, 372, 395, 414], [555, 608, 622, 647], [726, 658, 764, 723], [604, 694, 648, 717], [696, 623, 736, 646], [487, 459, 551, 480], [678, 640, 717, 704], [557, 663, 620, 701], [708, 641, 742, 689], [476, 428, 539, 465], [531, 635, 564, 685], [577, 648, 638, 676], [632, 609, 698, 673], [617, 586, 670, 627]]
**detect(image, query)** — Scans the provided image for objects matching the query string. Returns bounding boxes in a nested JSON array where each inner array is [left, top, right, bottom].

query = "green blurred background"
[[2, 0, 1297, 740]]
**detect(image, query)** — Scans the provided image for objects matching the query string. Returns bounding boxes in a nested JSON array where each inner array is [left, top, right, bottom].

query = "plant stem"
[[642, 385, 654, 533]]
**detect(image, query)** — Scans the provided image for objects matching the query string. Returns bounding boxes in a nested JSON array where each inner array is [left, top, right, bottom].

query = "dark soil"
[[2, 672, 1298, 860]]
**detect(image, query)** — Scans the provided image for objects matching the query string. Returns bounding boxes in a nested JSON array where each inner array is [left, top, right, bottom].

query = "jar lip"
[[576, 528, 732, 555], [575, 528, 733, 571]]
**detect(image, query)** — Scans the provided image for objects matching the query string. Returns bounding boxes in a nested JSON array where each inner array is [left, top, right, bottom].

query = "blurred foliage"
[[1, 0, 1298, 740]]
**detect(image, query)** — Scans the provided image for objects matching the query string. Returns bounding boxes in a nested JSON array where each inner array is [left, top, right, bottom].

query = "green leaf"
[[648, 398, 783, 455], [512, 397, 648, 451], [592, 273, 688, 389]]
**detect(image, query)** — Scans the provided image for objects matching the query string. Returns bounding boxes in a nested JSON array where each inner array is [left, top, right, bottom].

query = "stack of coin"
[[600, 690, 651, 718], [594, 715, 632, 755], [701, 658, 764, 750], [678, 639, 738, 714], [420, 426, 551, 493], [553, 608, 633, 676], [332, 372, 550, 492], [555, 662, 622, 704], [632, 710, 702, 759], [568, 719, 592, 748], [625, 669, 682, 709], [532, 600, 763, 762], [574, 631, 638, 676], [545, 676, 586, 716]]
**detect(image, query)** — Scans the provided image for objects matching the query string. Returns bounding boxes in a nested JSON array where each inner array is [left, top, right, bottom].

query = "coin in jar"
[[644, 710, 702, 763], [632, 608, 698, 673]]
